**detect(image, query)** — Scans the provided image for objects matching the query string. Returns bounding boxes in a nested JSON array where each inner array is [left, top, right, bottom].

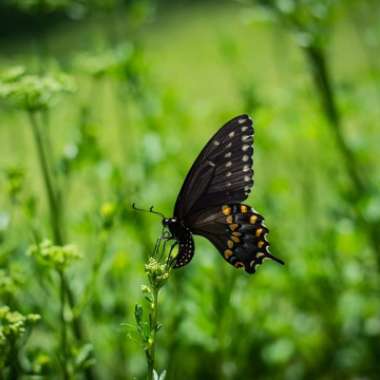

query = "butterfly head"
[[162, 217, 177, 228], [162, 217, 181, 238]]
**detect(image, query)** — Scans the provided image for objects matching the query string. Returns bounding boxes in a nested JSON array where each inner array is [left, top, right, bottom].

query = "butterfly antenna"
[[131, 203, 165, 219], [149, 206, 166, 219], [267, 252, 285, 265]]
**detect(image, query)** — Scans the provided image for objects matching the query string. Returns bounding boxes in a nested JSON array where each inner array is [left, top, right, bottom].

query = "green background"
[[1, 0, 380, 379]]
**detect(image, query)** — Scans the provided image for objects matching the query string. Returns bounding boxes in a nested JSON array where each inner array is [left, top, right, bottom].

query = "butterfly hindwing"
[[174, 115, 254, 221], [188, 204, 283, 273]]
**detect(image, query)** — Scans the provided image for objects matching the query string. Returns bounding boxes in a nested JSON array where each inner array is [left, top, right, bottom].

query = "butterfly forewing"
[[174, 115, 254, 220]]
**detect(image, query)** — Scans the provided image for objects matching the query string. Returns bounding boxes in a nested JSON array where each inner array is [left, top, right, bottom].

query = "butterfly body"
[[163, 114, 283, 274]]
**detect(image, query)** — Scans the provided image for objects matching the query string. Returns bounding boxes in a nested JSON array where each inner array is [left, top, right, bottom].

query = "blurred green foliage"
[[0, 0, 380, 379], [2, 0, 132, 14]]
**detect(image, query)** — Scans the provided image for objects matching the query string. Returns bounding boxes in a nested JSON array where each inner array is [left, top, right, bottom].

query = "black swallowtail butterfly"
[[136, 115, 284, 274]]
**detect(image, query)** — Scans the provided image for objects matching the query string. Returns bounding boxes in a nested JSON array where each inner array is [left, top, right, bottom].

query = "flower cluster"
[[0, 270, 22, 298], [76, 43, 147, 82], [0, 67, 75, 112], [28, 240, 81, 270], [144, 257, 170, 290], [3, 165, 25, 202], [132, 239, 176, 379], [0, 306, 40, 365], [75, 43, 135, 79], [7, 0, 74, 13]]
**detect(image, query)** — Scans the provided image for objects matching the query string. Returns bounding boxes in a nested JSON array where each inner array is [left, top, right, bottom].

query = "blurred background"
[[0, 0, 380, 379]]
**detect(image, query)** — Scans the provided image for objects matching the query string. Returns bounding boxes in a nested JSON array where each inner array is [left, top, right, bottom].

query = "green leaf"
[[134, 304, 143, 326], [74, 343, 94, 370]]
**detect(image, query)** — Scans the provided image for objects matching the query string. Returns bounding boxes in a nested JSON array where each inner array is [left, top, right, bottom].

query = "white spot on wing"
[[228, 131, 235, 138], [226, 142, 232, 148], [242, 144, 250, 151], [226, 161, 232, 168], [208, 160, 216, 167], [224, 152, 232, 158], [238, 118, 246, 124], [242, 154, 249, 162], [226, 171, 232, 177], [213, 140, 220, 146], [244, 175, 250, 182], [243, 165, 250, 172]]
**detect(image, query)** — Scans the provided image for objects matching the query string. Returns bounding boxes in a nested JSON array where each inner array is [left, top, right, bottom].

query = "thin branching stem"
[[28, 111, 63, 245], [8, 338, 20, 380], [58, 269, 69, 380], [27, 110, 96, 380], [147, 286, 159, 380], [264, 3, 380, 260], [134, 235, 174, 380], [74, 232, 109, 316], [303, 45, 380, 258], [304, 45, 365, 194]]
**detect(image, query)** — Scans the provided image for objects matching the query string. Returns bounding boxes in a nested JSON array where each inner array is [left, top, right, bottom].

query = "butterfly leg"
[[152, 237, 162, 257], [161, 229, 172, 240], [152, 226, 171, 258], [158, 238, 170, 261], [167, 241, 179, 267]]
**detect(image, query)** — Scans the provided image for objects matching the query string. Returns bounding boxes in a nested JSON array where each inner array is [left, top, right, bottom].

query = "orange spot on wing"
[[250, 215, 258, 224], [222, 205, 231, 216], [229, 224, 239, 231], [256, 228, 263, 237], [224, 249, 233, 259], [240, 205, 248, 213]]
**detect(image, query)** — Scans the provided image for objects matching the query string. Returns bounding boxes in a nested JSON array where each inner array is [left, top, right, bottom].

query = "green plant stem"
[[265, 3, 380, 260], [147, 287, 159, 380], [8, 338, 20, 380], [303, 45, 380, 258], [28, 111, 96, 380], [59, 270, 69, 380], [303, 45, 365, 194], [74, 232, 109, 316], [28, 111, 63, 245]]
